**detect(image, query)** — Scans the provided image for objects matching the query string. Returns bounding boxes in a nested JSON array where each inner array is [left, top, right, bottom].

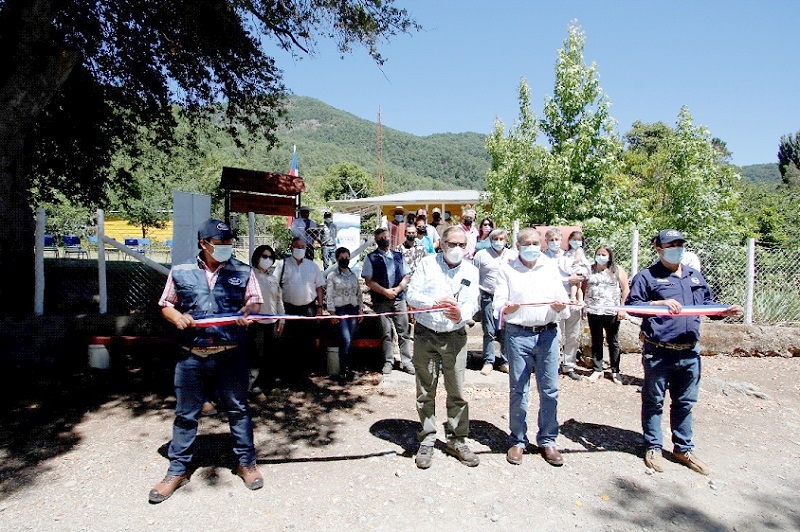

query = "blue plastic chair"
[[63, 235, 88, 259], [43, 234, 59, 258]]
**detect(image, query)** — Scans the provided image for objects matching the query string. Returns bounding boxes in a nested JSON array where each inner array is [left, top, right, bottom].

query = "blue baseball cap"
[[657, 229, 685, 246], [198, 219, 233, 241]]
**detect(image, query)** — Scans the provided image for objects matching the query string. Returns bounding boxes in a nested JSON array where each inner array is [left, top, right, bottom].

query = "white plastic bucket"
[[326, 346, 340, 376], [88, 344, 110, 369]]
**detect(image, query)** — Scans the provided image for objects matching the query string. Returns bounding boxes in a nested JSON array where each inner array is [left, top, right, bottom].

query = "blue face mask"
[[595, 255, 609, 265], [519, 245, 541, 262], [548, 241, 561, 252], [569, 240, 582, 249], [395, 215, 404, 223], [662, 246, 685, 265], [491, 240, 505, 251]]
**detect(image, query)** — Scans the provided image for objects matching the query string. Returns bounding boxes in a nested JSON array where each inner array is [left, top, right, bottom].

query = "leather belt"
[[183, 345, 237, 357], [510, 322, 557, 334], [640, 333, 696, 351]]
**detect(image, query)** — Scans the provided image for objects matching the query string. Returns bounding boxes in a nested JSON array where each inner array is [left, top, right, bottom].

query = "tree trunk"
[[0, 0, 80, 315]]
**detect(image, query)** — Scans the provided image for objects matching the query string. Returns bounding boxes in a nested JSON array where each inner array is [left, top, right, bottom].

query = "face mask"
[[595, 255, 609, 265], [395, 215, 404, 223], [444, 246, 465, 264], [463, 218, 473, 227], [209, 243, 232, 262], [519, 245, 541, 262], [337, 258, 350, 269], [406, 234, 416, 242], [292, 248, 305, 260], [324, 217, 332, 224], [569, 240, 583, 249], [259, 257, 274, 270], [416, 227, 426, 236], [491, 240, 505, 251], [662, 246, 685, 265], [547, 241, 561, 252], [444, 213, 451, 221], [376, 238, 390, 249]]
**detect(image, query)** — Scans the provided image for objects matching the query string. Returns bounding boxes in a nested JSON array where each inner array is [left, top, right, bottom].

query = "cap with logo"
[[657, 229, 685, 246], [198, 219, 234, 241]]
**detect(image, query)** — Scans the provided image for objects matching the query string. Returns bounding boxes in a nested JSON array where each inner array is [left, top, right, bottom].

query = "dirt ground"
[[1, 325, 799, 532]]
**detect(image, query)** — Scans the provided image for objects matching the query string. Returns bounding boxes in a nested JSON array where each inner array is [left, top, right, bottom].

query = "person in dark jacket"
[[149, 219, 264, 503]]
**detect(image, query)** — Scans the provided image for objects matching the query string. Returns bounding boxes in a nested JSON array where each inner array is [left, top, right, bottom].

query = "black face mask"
[[406, 234, 416, 242], [463, 218, 473, 226], [338, 258, 350, 269], [377, 238, 390, 249]]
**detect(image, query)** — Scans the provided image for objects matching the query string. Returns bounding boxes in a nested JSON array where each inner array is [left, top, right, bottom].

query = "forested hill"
[[739, 163, 781, 185], [251, 96, 492, 192]]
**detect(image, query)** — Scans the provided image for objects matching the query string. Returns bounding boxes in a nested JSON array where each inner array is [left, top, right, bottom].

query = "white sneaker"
[[587, 371, 602, 382], [480, 363, 493, 375]]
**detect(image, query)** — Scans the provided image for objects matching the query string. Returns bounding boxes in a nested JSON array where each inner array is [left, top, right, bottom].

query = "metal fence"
[[609, 232, 800, 327]]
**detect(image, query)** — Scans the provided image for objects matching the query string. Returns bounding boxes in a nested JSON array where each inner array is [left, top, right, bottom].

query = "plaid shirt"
[[158, 256, 263, 308]]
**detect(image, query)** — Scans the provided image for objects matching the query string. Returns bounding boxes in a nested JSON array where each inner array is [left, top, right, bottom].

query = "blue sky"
[[275, 0, 799, 167]]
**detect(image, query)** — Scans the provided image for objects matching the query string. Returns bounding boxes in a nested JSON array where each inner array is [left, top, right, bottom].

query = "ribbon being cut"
[[192, 304, 454, 328], [496, 302, 733, 329]]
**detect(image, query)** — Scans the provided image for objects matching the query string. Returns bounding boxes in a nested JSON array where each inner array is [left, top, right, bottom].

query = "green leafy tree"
[[778, 131, 800, 186], [0, 0, 417, 313], [487, 22, 623, 228], [320, 162, 376, 202]]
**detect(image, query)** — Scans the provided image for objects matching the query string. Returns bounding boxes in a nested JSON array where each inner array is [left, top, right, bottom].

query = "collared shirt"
[[395, 242, 427, 276], [361, 248, 410, 284], [326, 267, 363, 311], [406, 253, 480, 333], [275, 257, 324, 306], [472, 246, 518, 294], [493, 256, 570, 327], [626, 261, 715, 344], [159, 255, 263, 308], [290, 217, 318, 246], [254, 265, 285, 316], [461, 224, 480, 259], [544, 248, 573, 291]]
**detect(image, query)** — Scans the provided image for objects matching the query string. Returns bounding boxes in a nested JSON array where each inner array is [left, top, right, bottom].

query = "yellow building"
[[103, 216, 173, 244]]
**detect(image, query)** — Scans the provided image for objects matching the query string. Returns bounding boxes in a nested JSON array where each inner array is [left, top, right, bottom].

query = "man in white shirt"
[[406, 226, 480, 469], [289, 205, 318, 260], [494, 227, 570, 467]]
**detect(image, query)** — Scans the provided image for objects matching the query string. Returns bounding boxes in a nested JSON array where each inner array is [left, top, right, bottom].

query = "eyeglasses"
[[482, 223, 492, 227], [261, 254, 273, 259], [446, 241, 467, 249]]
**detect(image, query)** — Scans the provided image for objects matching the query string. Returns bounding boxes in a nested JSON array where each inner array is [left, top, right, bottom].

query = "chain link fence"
[[603, 232, 800, 327]]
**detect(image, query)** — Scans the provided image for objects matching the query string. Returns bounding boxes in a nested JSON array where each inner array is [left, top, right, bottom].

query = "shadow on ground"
[[369, 418, 509, 457], [559, 418, 643, 456]]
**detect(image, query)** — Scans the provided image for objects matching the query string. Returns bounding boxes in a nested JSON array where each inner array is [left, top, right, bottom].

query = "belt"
[[640, 333, 696, 351], [509, 322, 557, 334], [183, 345, 237, 357]]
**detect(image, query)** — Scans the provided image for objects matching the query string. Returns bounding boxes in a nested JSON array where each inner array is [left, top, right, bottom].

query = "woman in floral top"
[[326, 247, 363, 385], [584, 245, 630, 384]]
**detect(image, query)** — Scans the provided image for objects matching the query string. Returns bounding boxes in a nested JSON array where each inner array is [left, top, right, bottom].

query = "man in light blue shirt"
[[406, 226, 480, 469]]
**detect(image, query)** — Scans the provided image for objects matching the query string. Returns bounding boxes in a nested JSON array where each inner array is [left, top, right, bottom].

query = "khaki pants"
[[412, 324, 469, 445]]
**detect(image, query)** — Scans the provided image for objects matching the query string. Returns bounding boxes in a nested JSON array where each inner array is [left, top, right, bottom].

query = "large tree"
[[487, 22, 622, 227], [0, 0, 417, 313], [778, 131, 800, 186]]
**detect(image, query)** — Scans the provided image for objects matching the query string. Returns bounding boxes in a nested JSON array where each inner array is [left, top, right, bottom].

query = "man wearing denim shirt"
[[406, 226, 480, 469], [627, 228, 741, 475]]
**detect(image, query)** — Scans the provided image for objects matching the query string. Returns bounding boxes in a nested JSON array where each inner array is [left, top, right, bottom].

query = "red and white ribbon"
[[589, 304, 732, 317], [192, 304, 454, 328]]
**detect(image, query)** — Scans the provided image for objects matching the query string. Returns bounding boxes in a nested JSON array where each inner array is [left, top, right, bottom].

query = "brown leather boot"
[[237, 464, 264, 490], [148, 473, 190, 503]]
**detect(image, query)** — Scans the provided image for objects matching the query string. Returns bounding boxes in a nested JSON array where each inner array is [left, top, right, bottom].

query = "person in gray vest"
[[150, 219, 264, 503], [319, 211, 338, 270], [362, 227, 414, 375]]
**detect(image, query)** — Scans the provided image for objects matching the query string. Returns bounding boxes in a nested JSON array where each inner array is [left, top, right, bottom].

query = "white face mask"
[[209, 243, 232, 262], [259, 257, 274, 270], [595, 255, 609, 265], [444, 246, 465, 265], [292, 248, 306, 260], [519, 245, 541, 262]]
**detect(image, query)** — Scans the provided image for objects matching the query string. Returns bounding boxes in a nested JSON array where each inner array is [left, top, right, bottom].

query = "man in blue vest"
[[362, 227, 414, 375], [149, 219, 264, 503]]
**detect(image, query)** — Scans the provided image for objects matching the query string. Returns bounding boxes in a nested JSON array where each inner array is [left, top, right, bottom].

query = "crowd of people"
[[148, 213, 741, 503]]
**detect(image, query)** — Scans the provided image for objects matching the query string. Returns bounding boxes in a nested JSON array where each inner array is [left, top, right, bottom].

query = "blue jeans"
[[335, 304, 360, 371], [480, 290, 506, 366], [167, 346, 256, 475], [505, 323, 560, 448], [641, 343, 701, 453]]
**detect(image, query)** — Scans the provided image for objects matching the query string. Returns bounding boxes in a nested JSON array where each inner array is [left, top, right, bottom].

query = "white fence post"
[[744, 237, 755, 325], [97, 209, 108, 314], [35, 207, 45, 316], [512, 220, 520, 246], [631, 229, 640, 275], [248, 211, 256, 263]]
